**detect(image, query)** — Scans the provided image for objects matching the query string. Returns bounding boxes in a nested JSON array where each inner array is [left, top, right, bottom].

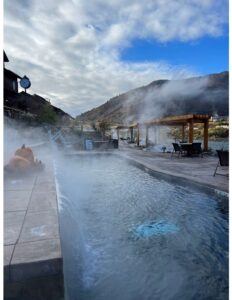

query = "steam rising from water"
[[122, 74, 228, 124], [4, 118, 50, 165], [55, 155, 228, 300], [123, 76, 207, 123]]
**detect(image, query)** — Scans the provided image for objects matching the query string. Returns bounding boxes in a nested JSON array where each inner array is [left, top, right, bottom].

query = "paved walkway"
[[118, 147, 229, 193], [4, 151, 63, 298]]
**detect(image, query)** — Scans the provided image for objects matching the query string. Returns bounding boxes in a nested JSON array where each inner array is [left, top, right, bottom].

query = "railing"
[[4, 105, 37, 119]]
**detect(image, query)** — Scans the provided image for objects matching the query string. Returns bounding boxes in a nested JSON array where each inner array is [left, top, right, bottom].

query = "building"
[[4, 51, 22, 103], [3, 51, 73, 124]]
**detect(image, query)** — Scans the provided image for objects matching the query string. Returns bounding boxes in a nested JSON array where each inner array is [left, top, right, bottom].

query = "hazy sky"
[[4, 0, 228, 117]]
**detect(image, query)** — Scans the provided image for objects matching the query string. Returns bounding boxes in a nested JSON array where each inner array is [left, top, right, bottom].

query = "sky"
[[4, 0, 228, 117]]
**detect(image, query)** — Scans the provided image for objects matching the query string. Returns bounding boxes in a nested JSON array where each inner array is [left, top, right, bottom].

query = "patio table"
[[180, 143, 193, 156]]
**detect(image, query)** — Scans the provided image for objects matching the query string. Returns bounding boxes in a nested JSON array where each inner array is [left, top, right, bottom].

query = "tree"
[[98, 120, 111, 139], [37, 103, 57, 125], [91, 122, 97, 131]]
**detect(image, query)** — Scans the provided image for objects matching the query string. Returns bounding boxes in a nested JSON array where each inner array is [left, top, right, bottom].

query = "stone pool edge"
[[117, 153, 229, 196], [4, 159, 65, 299]]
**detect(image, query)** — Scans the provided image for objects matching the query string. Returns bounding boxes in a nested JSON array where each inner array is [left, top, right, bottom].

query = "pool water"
[[132, 220, 179, 238], [55, 155, 228, 300]]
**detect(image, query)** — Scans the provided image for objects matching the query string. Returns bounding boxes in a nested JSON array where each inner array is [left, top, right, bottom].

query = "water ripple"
[[56, 155, 228, 300]]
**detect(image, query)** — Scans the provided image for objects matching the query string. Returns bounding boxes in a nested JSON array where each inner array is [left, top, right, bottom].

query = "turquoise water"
[[56, 155, 228, 300], [132, 221, 179, 238], [208, 140, 229, 151]]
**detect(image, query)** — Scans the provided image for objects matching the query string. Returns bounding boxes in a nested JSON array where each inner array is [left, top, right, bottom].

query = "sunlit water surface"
[[55, 155, 228, 300]]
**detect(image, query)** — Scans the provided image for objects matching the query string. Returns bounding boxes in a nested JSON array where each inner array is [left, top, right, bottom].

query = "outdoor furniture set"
[[171, 142, 203, 158], [171, 143, 229, 177]]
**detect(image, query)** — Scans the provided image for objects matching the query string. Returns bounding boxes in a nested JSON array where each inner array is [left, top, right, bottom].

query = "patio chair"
[[171, 143, 183, 158], [191, 142, 203, 157], [213, 150, 229, 176]]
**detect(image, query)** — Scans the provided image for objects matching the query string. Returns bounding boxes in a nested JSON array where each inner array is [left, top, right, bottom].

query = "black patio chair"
[[171, 143, 183, 158], [213, 150, 229, 176], [191, 142, 203, 157]]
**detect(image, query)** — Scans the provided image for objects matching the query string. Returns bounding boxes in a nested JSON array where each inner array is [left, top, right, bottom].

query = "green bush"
[[37, 103, 57, 125], [209, 127, 229, 138]]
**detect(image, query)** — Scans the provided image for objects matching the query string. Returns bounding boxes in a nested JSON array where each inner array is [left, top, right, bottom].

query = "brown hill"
[[76, 71, 228, 124]]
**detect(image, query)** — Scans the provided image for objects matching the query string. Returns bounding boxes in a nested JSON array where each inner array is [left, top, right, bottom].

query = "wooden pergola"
[[115, 124, 137, 141], [115, 114, 211, 151]]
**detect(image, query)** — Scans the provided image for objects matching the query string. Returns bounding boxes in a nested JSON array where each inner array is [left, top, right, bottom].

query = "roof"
[[115, 124, 137, 129], [143, 114, 211, 127], [4, 51, 9, 62], [115, 114, 211, 129], [4, 68, 22, 79]]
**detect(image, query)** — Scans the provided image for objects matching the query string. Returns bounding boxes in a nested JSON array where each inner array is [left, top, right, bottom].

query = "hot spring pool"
[[55, 155, 228, 300]]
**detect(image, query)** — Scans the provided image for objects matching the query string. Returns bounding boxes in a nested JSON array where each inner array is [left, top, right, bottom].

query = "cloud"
[[4, 0, 228, 117]]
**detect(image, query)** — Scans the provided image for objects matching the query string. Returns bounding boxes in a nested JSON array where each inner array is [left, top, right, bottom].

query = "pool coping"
[[4, 156, 64, 299], [119, 154, 229, 197]]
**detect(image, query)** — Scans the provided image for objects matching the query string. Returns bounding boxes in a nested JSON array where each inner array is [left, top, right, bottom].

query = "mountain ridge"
[[76, 71, 229, 124]]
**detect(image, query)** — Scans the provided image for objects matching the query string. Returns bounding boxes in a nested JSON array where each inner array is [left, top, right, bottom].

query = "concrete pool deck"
[[4, 156, 64, 299], [118, 148, 229, 193]]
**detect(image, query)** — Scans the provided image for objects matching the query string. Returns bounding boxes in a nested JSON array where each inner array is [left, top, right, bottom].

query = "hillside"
[[4, 91, 73, 124], [76, 71, 229, 125]]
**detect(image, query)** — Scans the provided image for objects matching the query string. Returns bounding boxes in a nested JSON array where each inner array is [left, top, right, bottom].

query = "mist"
[[118, 73, 228, 149], [124, 76, 207, 124], [120, 72, 228, 125], [4, 117, 50, 165]]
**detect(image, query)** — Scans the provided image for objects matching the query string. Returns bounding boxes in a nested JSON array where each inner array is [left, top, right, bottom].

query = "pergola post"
[[145, 126, 149, 147], [130, 127, 134, 142], [203, 120, 209, 151], [182, 125, 185, 141], [157, 126, 160, 144], [137, 124, 140, 146], [189, 120, 193, 143], [117, 128, 120, 141], [154, 126, 157, 144]]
